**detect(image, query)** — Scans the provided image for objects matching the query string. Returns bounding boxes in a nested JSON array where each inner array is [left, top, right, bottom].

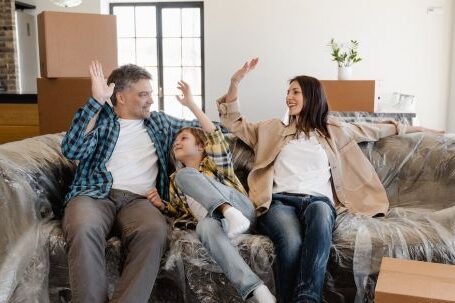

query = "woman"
[[217, 58, 440, 303]]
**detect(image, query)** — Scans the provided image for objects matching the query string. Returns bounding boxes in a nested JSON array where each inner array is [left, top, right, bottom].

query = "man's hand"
[[89, 60, 115, 106], [231, 57, 259, 84], [147, 188, 165, 211], [175, 80, 195, 108]]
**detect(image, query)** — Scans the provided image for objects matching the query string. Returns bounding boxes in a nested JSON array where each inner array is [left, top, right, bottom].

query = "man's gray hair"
[[107, 64, 152, 106]]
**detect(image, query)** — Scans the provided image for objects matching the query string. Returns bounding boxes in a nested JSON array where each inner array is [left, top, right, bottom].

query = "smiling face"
[[116, 78, 154, 119], [286, 80, 305, 116], [173, 129, 205, 164], [286, 75, 331, 138]]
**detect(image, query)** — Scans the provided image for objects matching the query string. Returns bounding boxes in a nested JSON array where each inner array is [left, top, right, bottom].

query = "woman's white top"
[[272, 131, 334, 204]]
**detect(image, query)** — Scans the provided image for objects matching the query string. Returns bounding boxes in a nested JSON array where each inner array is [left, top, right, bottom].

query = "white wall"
[[34, 0, 100, 14], [17, 0, 100, 14], [30, 0, 454, 130], [203, 0, 454, 131], [447, 3, 455, 133]]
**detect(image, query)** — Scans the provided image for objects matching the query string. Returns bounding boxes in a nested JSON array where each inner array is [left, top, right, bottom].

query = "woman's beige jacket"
[[217, 97, 407, 217]]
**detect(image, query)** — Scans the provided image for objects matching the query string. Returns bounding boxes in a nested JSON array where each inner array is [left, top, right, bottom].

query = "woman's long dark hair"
[[288, 75, 330, 138]]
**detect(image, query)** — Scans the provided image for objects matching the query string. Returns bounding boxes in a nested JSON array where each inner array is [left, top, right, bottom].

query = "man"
[[61, 61, 200, 303]]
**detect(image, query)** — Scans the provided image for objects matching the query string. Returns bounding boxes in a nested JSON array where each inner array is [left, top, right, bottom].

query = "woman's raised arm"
[[217, 58, 261, 149]]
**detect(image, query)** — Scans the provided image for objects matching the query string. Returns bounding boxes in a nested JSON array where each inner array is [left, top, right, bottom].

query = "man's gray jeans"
[[62, 189, 168, 303]]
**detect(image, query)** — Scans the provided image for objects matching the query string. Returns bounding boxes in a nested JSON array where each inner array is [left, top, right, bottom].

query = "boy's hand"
[[147, 188, 165, 211], [176, 80, 216, 132], [89, 60, 115, 106], [175, 80, 195, 108]]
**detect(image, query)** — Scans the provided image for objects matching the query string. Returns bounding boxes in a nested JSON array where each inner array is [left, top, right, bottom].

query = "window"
[[110, 2, 204, 119]]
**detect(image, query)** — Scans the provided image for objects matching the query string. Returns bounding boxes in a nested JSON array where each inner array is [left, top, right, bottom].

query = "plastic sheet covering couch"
[[0, 125, 455, 302]]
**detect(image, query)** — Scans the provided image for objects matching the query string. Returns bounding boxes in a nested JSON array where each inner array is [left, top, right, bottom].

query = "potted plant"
[[328, 38, 362, 80]]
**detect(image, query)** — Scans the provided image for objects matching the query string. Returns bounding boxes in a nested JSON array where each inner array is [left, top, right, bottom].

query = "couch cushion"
[[47, 221, 276, 303]]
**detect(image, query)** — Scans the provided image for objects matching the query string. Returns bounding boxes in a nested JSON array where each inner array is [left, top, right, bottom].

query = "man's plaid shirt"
[[61, 98, 200, 204], [165, 128, 248, 228]]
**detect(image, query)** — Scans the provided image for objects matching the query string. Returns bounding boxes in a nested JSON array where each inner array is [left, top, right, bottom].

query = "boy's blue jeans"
[[174, 167, 262, 300]]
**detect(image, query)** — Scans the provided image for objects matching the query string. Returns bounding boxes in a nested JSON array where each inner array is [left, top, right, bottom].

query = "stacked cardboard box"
[[375, 257, 455, 303], [320, 80, 378, 112], [37, 11, 117, 134]]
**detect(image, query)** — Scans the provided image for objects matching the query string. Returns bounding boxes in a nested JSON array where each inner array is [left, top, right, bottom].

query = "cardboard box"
[[37, 78, 92, 134], [375, 257, 455, 303], [37, 11, 117, 78], [320, 80, 378, 112]]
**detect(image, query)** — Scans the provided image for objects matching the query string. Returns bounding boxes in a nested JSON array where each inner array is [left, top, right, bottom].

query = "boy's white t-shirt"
[[106, 118, 159, 197]]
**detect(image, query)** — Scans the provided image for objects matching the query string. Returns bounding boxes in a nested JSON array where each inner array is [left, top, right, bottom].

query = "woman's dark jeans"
[[257, 193, 336, 303]]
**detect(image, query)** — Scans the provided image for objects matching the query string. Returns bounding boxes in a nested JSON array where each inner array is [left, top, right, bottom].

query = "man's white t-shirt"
[[106, 118, 159, 197]]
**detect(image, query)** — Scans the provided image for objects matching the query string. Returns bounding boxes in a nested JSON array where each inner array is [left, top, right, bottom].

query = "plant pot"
[[338, 66, 352, 80]]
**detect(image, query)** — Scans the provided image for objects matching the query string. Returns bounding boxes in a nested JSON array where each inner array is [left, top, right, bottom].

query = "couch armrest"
[[0, 133, 75, 262], [360, 133, 455, 210]]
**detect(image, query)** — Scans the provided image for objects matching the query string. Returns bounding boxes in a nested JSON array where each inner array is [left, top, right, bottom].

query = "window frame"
[[109, 1, 205, 113]]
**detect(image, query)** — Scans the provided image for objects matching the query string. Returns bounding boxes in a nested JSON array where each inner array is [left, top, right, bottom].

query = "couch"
[[0, 128, 454, 303]]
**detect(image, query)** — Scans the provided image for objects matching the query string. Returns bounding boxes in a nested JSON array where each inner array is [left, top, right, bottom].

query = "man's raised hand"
[[89, 60, 115, 106]]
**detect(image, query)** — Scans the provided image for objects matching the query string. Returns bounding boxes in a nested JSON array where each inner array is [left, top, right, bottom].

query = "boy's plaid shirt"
[[61, 98, 200, 204], [165, 128, 248, 228]]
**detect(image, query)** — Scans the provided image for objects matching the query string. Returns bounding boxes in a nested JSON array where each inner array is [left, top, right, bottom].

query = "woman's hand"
[[230, 58, 259, 84], [407, 126, 445, 135], [176, 80, 195, 108], [89, 60, 115, 106], [420, 126, 445, 135], [224, 58, 259, 103], [147, 188, 165, 211]]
